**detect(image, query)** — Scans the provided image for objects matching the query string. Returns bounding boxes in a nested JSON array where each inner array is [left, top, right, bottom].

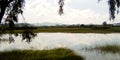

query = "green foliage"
[[0, 0, 25, 24], [0, 48, 84, 60], [1, 26, 120, 33], [35, 26, 120, 33]]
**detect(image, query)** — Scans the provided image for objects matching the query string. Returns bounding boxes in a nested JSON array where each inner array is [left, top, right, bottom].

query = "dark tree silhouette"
[[108, 0, 120, 20], [103, 21, 107, 26], [0, 0, 37, 43], [99, 0, 120, 20], [0, 0, 25, 25], [58, 0, 64, 15]]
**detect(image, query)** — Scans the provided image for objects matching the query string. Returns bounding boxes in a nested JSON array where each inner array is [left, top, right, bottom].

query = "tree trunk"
[[0, 6, 6, 24], [0, 0, 9, 24]]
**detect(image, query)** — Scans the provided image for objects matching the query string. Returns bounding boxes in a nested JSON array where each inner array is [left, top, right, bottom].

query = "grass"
[[18, 27, 120, 33], [1, 27, 120, 33], [0, 48, 84, 60], [88, 44, 120, 53]]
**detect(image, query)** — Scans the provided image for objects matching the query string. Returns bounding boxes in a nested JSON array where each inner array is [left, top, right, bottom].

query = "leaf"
[[13, 16, 18, 22]]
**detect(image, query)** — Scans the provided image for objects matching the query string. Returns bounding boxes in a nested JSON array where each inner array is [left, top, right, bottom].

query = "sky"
[[18, 0, 120, 24]]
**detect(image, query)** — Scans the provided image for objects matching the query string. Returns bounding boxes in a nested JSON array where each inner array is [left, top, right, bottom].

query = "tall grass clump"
[[86, 44, 120, 53], [94, 44, 120, 53], [0, 48, 84, 60]]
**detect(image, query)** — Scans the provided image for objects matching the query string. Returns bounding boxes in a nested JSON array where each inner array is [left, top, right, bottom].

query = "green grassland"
[[25, 26, 120, 33], [0, 48, 84, 60], [1, 26, 120, 33], [35, 27, 120, 33]]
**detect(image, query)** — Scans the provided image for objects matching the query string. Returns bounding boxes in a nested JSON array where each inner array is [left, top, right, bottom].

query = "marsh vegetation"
[[88, 44, 120, 53], [0, 48, 84, 60]]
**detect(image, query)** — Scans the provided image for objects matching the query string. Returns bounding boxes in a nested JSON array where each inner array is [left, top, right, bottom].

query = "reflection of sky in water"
[[0, 33, 120, 60]]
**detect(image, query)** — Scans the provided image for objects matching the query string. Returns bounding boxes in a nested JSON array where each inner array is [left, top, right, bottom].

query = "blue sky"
[[18, 0, 120, 24]]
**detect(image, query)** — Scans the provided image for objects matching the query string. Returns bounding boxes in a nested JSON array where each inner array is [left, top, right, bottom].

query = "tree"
[[0, 0, 34, 43], [0, 0, 65, 24], [0, 0, 25, 25], [58, 0, 64, 15], [108, 0, 120, 20], [99, 0, 120, 20], [103, 21, 107, 26]]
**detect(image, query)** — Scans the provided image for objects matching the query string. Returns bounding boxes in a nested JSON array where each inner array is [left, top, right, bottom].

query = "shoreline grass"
[[35, 27, 120, 33], [0, 48, 84, 60], [87, 44, 120, 53], [1, 27, 120, 34], [3, 27, 120, 33]]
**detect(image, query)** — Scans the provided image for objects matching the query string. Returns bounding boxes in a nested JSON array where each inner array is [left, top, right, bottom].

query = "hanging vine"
[[58, 0, 64, 15], [99, 0, 120, 20]]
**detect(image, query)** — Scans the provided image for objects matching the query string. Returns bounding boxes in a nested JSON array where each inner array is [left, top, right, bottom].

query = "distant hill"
[[0, 22, 64, 27], [32, 22, 63, 26], [113, 23, 120, 26]]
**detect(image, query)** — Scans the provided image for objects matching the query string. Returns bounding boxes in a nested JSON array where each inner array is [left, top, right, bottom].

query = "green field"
[[23, 26, 120, 33], [0, 48, 84, 60], [1, 26, 120, 33], [35, 27, 120, 33]]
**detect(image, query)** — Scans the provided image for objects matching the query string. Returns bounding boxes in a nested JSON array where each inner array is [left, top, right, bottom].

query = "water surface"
[[0, 33, 120, 60]]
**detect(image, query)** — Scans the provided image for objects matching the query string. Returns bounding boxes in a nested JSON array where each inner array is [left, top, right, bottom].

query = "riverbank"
[[35, 27, 120, 33], [1, 27, 120, 34], [0, 48, 84, 60]]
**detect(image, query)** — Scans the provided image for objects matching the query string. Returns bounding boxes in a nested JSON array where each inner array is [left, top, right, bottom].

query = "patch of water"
[[0, 33, 120, 60]]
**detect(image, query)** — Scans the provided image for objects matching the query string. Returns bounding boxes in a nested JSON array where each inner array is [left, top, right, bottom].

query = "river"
[[0, 33, 120, 60]]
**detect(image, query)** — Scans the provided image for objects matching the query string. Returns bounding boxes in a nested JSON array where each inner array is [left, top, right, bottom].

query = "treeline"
[[0, 24, 36, 34], [0, 23, 119, 31], [37, 24, 114, 29]]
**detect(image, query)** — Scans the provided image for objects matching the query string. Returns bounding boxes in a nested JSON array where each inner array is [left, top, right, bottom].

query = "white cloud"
[[18, 0, 120, 24]]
